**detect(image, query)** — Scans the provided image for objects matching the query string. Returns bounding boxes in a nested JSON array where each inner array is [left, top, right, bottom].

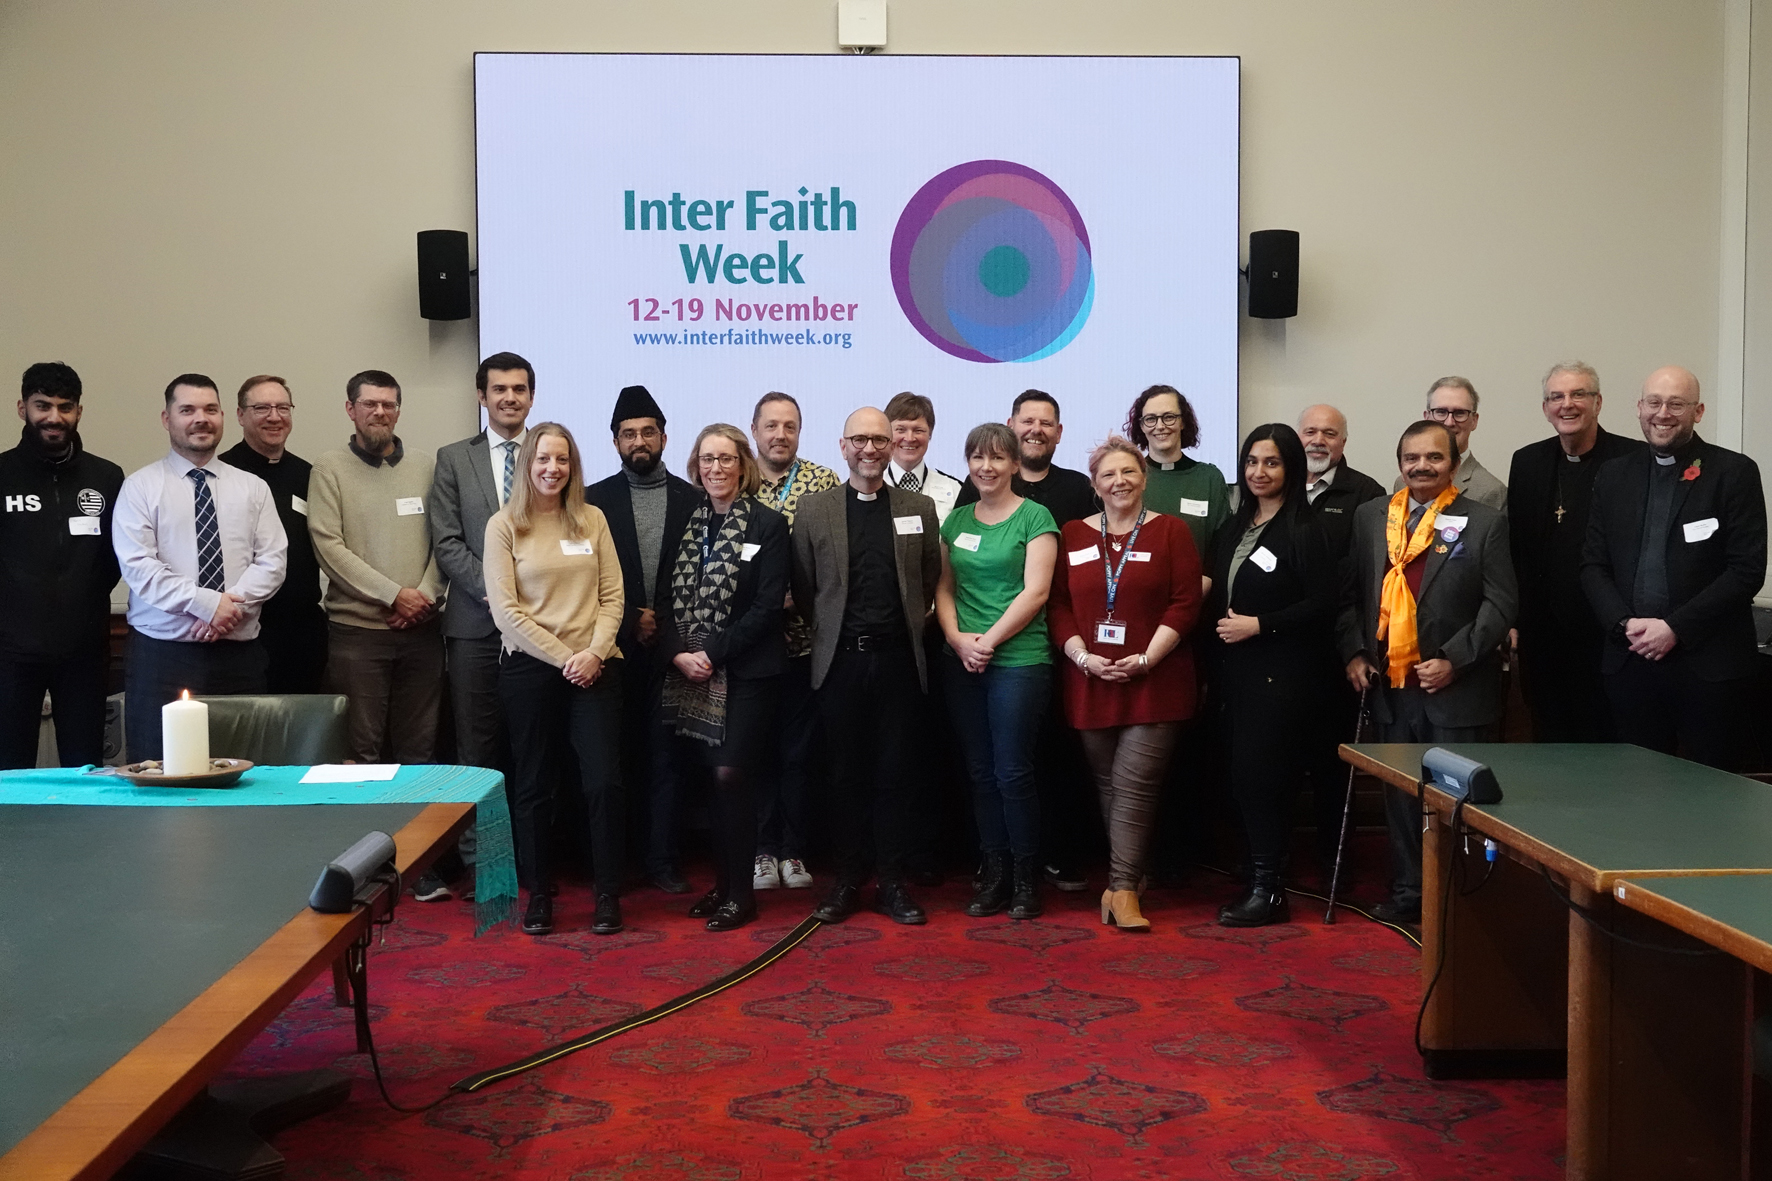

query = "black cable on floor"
[[1195, 862, 1423, 949]]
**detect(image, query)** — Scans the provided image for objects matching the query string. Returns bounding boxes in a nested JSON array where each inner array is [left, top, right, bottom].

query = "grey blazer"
[[428, 431, 508, 640], [1336, 491, 1518, 727], [1392, 451, 1508, 512], [790, 483, 942, 691]]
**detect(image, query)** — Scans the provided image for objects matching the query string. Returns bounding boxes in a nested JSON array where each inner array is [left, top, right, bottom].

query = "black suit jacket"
[[1581, 435, 1767, 681], [1205, 506, 1338, 679], [586, 470, 698, 657], [657, 498, 791, 681], [1507, 425, 1645, 636], [1305, 461, 1386, 561]]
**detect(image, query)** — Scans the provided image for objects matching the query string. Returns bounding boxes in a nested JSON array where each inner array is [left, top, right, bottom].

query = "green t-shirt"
[[1143, 455, 1231, 564], [940, 498, 1060, 667]]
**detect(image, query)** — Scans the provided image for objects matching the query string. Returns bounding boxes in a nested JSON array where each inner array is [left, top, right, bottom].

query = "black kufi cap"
[[611, 385, 665, 433]]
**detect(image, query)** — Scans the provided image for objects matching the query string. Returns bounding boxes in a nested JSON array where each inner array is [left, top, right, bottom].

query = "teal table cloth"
[[0, 764, 515, 933]]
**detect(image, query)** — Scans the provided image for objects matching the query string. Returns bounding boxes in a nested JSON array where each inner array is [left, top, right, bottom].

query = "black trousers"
[[619, 645, 687, 877], [1035, 678, 1100, 872], [259, 610, 329, 695], [1377, 687, 1497, 907], [501, 650, 625, 895], [1604, 654, 1749, 771], [1519, 627, 1615, 742], [817, 641, 921, 887], [757, 654, 821, 861], [124, 631, 267, 762], [1221, 654, 1316, 871], [1307, 669, 1365, 860], [0, 646, 110, 769]]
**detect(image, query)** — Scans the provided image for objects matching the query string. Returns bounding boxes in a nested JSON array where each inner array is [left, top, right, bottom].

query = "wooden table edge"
[[1613, 877, 1772, 975], [0, 800, 472, 1181]]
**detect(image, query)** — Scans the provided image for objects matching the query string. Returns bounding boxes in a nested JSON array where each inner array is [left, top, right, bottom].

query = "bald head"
[[1638, 366, 1705, 454], [1297, 404, 1349, 477], [840, 406, 892, 490]]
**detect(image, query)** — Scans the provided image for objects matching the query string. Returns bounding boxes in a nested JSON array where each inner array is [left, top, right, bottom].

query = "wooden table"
[[0, 800, 471, 1181], [1341, 742, 1772, 1181]]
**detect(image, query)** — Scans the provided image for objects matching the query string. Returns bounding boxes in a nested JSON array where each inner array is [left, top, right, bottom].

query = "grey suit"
[[791, 483, 942, 691], [1338, 491, 1517, 909], [1392, 451, 1508, 512]]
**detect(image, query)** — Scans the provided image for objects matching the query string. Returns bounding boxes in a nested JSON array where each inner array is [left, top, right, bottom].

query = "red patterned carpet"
[[225, 874, 1564, 1180]]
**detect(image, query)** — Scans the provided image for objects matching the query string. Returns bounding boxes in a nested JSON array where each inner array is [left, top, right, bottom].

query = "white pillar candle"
[[161, 691, 209, 776]]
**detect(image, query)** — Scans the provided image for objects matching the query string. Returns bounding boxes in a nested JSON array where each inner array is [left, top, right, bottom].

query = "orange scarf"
[[1375, 485, 1459, 688]]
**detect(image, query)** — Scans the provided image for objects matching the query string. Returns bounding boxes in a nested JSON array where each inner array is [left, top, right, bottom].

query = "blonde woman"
[[660, 423, 791, 931], [486, 423, 626, 937]]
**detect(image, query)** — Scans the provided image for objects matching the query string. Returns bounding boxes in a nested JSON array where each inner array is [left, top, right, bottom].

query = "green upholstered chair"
[[196, 694, 351, 766]]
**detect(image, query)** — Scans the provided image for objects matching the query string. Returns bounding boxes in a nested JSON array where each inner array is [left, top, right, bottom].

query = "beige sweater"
[[308, 444, 446, 629], [485, 505, 625, 666]]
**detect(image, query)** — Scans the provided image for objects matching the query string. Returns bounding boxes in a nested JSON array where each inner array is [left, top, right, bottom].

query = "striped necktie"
[[899, 469, 921, 494], [188, 468, 225, 591], [502, 439, 518, 504]]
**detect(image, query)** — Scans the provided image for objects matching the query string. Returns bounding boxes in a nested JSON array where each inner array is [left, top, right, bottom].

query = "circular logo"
[[890, 160, 1093, 363], [77, 488, 105, 516]]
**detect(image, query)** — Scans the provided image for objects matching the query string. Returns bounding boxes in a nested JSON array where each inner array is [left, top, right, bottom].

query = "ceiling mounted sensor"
[[838, 0, 887, 53]]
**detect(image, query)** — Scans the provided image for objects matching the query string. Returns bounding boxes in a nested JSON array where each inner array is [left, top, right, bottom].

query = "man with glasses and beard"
[[115, 374, 287, 761], [0, 363, 125, 768], [1582, 366, 1766, 769], [1391, 377, 1508, 511], [587, 385, 699, 893], [220, 375, 326, 694]]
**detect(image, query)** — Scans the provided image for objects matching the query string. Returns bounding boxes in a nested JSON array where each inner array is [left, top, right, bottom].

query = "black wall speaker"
[[417, 230, 472, 321], [1246, 229, 1299, 319]]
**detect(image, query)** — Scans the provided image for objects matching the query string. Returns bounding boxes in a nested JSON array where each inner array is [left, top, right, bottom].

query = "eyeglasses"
[[1543, 390, 1596, 406], [1641, 397, 1697, 415], [355, 399, 399, 414], [245, 403, 293, 419], [618, 426, 662, 443], [697, 453, 740, 469], [1426, 407, 1474, 424], [845, 434, 891, 451], [1140, 412, 1182, 429]]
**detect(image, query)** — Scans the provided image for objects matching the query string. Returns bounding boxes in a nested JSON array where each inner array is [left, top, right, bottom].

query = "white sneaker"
[[753, 854, 781, 889], [779, 858, 813, 889]]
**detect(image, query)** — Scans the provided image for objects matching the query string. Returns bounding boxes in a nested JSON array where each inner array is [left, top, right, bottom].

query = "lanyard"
[[770, 459, 801, 512], [1099, 509, 1147, 619]]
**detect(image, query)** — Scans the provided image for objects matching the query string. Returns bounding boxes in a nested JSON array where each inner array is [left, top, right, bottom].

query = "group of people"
[[4, 355, 1763, 936]]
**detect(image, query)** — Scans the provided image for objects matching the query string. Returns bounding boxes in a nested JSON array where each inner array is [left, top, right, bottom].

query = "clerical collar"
[[1565, 452, 1582, 463], [1654, 453, 1678, 466], [851, 486, 879, 502]]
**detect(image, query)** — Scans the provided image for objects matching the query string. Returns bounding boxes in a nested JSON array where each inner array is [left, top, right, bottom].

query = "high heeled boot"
[[966, 850, 1012, 917], [1101, 888, 1151, 931], [1217, 854, 1291, 927]]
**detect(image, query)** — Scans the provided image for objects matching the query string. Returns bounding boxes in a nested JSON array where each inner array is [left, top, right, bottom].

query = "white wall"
[[0, 0, 1729, 490]]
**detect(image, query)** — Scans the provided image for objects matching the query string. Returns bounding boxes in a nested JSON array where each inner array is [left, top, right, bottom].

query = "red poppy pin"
[[1682, 458, 1703, 482]]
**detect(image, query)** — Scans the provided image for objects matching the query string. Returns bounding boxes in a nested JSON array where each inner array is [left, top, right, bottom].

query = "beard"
[[622, 447, 660, 476], [1018, 444, 1052, 473], [1305, 451, 1332, 476], [24, 420, 73, 455]]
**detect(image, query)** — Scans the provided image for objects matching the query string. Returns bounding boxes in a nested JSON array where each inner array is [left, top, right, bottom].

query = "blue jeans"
[[942, 651, 1051, 858]]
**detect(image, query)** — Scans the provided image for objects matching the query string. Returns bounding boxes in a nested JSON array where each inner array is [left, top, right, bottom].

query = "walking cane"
[[1323, 683, 1370, 925]]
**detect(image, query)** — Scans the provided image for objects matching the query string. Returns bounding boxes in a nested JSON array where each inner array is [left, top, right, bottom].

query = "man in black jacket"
[[1581, 366, 1767, 770], [0, 363, 125, 767], [586, 385, 699, 893], [1508, 362, 1646, 741]]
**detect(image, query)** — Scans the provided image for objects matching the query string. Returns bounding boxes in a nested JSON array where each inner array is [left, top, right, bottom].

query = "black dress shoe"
[[1371, 900, 1422, 924], [1217, 885, 1290, 927], [874, 881, 927, 925], [651, 868, 693, 895], [688, 888, 723, 919], [813, 883, 861, 923], [592, 893, 624, 935], [521, 892, 554, 936], [705, 899, 757, 931]]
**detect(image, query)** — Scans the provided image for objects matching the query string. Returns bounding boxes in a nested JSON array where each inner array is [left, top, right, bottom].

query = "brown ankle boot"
[[1101, 888, 1151, 931]]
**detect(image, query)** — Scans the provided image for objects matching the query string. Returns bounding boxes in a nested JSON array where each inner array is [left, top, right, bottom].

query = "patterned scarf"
[[660, 495, 754, 746], [1376, 485, 1460, 688]]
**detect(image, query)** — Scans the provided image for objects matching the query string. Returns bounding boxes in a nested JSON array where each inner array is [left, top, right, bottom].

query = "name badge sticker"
[[1094, 620, 1128, 646], [559, 539, 594, 556], [1126, 551, 1153, 562], [1177, 497, 1210, 517], [740, 542, 762, 562], [291, 495, 308, 516], [893, 515, 924, 535], [395, 497, 425, 516], [1068, 545, 1101, 566], [67, 516, 100, 536], [1250, 546, 1278, 573], [1684, 517, 1720, 543], [954, 533, 982, 552]]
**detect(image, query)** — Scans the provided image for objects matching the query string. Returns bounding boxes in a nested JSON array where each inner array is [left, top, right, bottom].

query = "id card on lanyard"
[[1095, 510, 1146, 646]]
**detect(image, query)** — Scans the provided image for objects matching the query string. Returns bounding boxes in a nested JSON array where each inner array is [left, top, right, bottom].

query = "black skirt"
[[681, 674, 780, 771]]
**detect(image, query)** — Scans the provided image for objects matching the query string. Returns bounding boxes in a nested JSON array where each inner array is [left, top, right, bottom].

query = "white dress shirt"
[[114, 451, 288, 641], [887, 459, 963, 524], [487, 428, 527, 505]]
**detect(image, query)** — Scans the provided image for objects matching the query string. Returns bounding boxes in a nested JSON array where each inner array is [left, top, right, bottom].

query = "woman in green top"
[[1128, 384, 1232, 567], [937, 422, 1060, 921]]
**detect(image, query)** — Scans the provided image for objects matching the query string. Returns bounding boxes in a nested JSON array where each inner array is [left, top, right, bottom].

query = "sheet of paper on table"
[[300, 764, 401, 783]]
